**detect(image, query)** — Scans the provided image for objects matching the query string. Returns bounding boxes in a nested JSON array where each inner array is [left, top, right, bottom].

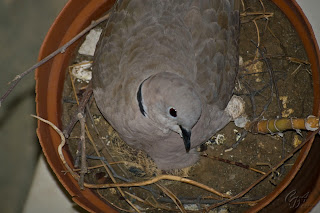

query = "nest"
[[51, 0, 314, 212]]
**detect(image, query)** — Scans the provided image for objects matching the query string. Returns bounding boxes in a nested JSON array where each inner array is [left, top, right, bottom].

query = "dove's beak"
[[179, 125, 191, 153]]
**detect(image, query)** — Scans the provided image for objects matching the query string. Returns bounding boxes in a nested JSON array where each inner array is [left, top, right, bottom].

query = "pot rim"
[[35, 0, 320, 212], [36, 0, 117, 212], [248, 1, 320, 211]]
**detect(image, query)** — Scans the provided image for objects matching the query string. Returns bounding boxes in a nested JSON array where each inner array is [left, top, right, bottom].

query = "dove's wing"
[[184, 0, 240, 109]]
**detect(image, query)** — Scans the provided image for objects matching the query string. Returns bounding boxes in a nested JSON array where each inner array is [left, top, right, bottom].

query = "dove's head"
[[137, 72, 202, 152]]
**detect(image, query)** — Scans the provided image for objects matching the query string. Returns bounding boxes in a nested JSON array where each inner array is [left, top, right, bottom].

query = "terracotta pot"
[[35, 0, 320, 212]]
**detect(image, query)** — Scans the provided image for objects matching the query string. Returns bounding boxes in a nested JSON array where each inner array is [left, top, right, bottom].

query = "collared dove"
[[92, 0, 240, 170]]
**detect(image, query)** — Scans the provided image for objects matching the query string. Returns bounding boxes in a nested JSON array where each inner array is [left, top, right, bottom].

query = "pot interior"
[[36, 0, 320, 212]]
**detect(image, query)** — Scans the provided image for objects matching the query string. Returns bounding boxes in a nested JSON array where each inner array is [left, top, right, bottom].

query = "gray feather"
[[92, 0, 240, 170]]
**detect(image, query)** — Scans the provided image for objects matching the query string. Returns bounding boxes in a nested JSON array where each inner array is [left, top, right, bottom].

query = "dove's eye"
[[169, 107, 177, 117]]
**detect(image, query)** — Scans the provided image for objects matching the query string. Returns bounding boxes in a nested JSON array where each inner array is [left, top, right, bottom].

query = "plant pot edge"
[[35, 0, 320, 212], [36, 0, 118, 212]]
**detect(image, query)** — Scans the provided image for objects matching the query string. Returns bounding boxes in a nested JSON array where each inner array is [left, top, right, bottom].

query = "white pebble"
[[71, 61, 92, 82], [78, 28, 102, 56]]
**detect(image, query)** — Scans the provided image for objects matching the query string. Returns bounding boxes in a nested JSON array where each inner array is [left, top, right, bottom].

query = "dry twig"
[[247, 116, 320, 134], [201, 154, 266, 175], [205, 127, 320, 210], [32, 114, 141, 212], [33, 114, 231, 199], [156, 183, 186, 213], [78, 113, 87, 190], [0, 13, 110, 107]]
